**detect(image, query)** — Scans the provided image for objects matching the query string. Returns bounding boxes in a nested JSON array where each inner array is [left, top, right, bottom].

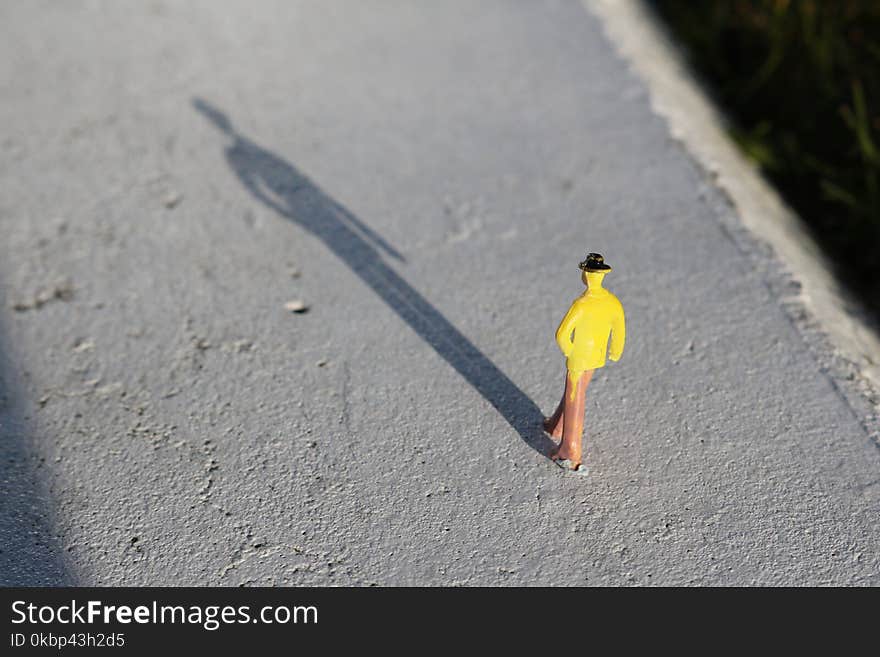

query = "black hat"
[[579, 253, 611, 273]]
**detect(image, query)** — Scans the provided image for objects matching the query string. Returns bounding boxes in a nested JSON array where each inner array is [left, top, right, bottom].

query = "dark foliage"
[[653, 0, 880, 317]]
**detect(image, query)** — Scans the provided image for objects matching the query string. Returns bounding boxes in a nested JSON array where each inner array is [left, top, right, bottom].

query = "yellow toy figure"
[[544, 253, 625, 471]]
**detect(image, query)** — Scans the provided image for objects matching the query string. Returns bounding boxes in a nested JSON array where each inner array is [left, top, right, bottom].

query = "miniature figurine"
[[544, 253, 625, 471]]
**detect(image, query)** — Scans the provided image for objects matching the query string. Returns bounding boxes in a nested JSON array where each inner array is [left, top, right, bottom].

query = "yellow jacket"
[[555, 285, 625, 373]]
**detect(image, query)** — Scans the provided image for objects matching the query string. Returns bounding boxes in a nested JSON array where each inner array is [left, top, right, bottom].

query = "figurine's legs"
[[542, 372, 568, 438], [551, 369, 593, 469]]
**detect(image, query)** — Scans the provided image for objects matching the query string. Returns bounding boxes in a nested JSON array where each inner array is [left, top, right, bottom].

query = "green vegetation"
[[653, 0, 880, 318]]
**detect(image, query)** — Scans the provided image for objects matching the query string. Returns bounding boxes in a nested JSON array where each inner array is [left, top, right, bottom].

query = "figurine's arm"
[[608, 302, 626, 362], [555, 303, 582, 358]]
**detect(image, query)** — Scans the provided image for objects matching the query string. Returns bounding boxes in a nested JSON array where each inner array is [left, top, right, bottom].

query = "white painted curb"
[[586, 0, 880, 396]]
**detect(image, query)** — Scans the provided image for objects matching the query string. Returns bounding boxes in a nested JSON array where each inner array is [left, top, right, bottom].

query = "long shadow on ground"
[[193, 99, 553, 459]]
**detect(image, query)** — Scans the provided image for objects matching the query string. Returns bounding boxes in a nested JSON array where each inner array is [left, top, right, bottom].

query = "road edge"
[[585, 0, 879, 439]]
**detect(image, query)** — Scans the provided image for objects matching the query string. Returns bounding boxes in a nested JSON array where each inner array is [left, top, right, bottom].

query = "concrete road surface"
[[1, 0, 878, 585]]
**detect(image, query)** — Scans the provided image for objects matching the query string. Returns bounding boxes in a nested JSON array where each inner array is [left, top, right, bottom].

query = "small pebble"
[[163, 192, 183, 209], [284, 300, 309, 314]]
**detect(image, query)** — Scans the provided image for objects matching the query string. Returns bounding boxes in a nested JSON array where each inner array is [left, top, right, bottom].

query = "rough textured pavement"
[[1, 0, 878, 586]]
